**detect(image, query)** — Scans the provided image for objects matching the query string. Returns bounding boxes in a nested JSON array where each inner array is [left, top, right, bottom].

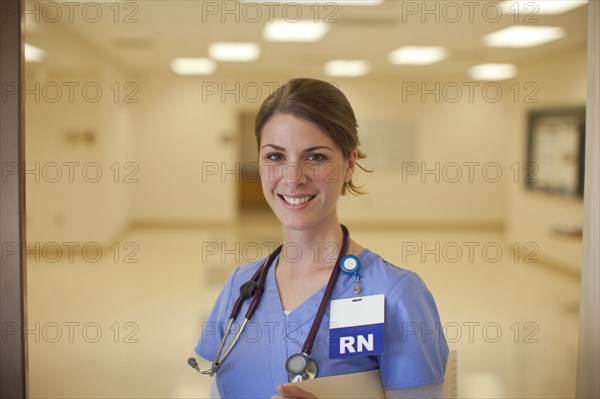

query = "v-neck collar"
[[264, 249, 370, 328]]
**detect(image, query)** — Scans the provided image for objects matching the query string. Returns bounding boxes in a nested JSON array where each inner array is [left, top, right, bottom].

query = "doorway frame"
[[1, 1, 28, 397]]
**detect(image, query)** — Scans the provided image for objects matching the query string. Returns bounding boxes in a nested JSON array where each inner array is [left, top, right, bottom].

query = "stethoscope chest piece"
[[286, 352, 318, 382]]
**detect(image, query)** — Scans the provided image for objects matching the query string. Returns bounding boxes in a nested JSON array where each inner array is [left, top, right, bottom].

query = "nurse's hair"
[[254, 77, 368, 196]]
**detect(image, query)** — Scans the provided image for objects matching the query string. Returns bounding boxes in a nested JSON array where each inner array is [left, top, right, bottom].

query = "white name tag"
[[329, 294, 385, 359]]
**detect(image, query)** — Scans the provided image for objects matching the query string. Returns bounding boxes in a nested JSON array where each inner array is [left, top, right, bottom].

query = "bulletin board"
[[526, 107, 586, 197]]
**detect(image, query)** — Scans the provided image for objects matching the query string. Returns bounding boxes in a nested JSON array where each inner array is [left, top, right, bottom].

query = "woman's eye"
[[266, 153, 283, 161], [307, 154, 326, 162]]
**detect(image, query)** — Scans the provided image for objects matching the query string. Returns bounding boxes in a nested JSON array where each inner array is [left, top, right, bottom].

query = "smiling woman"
[[255, 78, 367, 196], [193, 78, 449, 399], [258, 113, 355, 233]]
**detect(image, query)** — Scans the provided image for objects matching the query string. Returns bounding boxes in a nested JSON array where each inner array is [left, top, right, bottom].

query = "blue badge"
[[329, 294, 385, 359]]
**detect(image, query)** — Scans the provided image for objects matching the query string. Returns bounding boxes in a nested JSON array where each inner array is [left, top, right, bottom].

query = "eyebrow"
[[260, 144, 334, 152]]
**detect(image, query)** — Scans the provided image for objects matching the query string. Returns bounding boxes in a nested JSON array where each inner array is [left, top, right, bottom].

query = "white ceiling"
[[24, 0, 588, 79]]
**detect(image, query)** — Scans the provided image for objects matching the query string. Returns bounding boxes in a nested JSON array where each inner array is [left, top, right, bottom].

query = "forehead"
[[260, 113, 336, 148]]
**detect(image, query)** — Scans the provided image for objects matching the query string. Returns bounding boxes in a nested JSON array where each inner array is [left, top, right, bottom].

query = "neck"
[[279, 221, 345, 275]]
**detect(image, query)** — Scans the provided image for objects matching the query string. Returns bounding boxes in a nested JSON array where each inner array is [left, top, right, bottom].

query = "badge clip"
[[340, 255, 362, 295]]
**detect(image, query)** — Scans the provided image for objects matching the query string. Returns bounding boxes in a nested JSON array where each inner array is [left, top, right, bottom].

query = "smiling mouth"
[[278, 195, 316, 205]]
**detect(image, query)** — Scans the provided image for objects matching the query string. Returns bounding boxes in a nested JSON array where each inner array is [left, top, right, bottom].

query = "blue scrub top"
[[195, 248, 448, 398]]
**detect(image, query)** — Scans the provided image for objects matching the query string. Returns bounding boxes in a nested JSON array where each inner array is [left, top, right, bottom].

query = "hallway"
[[26, 216, 580, 398]]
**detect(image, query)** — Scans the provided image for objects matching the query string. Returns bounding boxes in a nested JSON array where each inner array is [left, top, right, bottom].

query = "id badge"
[[329, 294, 385, 359]]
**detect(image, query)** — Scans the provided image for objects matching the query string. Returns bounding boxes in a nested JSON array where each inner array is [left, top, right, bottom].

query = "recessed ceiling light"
[[208, 42, 260, 62], [484, 26, 566, 48], [388, 46, 447, 66], [469, 63, 518, 81], [500, 0, 587, 15], [263, 20, 329, 42], [171, 58, 217, 75], [25, 43, 46, 62], [324, 60, 370, 77]]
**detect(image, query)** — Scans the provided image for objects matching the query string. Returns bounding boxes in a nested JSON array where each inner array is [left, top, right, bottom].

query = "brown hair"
[[255, 78, 368, 195]]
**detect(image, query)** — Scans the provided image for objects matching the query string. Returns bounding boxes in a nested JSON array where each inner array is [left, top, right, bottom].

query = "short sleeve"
[[379, 272, 448, 390], [195, 268, 239, 361]]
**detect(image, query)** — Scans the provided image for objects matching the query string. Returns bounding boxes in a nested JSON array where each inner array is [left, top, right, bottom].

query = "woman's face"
[[259, 113, 357, 232]]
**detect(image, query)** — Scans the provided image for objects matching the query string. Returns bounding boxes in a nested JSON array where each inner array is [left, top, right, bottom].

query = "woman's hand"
[[271, 384, 318, 399]]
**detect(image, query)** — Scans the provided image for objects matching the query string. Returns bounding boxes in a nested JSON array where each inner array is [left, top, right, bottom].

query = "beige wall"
[[24, 19, 136, 246], [25, 68, 135, 245], [338, 77, 510, 226], [132, 76, 238, 224]]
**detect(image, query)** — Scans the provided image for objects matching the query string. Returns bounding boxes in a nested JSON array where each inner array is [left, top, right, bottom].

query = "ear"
[[344, 148, 358, 182]]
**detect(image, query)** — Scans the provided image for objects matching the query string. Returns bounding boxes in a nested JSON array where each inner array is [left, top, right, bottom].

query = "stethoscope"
[[188, 224, 362, 383]]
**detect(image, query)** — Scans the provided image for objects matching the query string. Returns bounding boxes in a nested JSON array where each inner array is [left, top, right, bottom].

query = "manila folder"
[[288, 369, 385, 399]]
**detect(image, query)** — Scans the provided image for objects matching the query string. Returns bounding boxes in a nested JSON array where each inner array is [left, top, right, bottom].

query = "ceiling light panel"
[[171, 58, 217, 75], [208, 42, 260, 62], [324, 60, 370, 77], [388, 46, 448, 66], [484, 26, 566, 48], [263, 20, 329, 42], [468, 63, 518, 81]]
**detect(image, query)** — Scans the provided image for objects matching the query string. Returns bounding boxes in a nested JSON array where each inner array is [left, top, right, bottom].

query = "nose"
[[282, 161, 309, 186]]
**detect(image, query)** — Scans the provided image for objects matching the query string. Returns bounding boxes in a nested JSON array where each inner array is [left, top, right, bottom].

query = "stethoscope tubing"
[[206, 246, 282, 374], [211, 318, 249, 374], [204, 317, 235, 375], [301, 226, 349, 355]]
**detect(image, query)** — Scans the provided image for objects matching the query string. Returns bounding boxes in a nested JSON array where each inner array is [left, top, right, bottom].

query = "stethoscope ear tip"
[[188, 357, 203, 373]]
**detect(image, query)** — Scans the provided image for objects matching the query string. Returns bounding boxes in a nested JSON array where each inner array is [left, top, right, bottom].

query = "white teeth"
[[282, 195, 313, 205]]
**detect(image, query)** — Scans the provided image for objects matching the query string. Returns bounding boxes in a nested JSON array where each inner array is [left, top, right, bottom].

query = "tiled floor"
[[26, 213, 580, 398]]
